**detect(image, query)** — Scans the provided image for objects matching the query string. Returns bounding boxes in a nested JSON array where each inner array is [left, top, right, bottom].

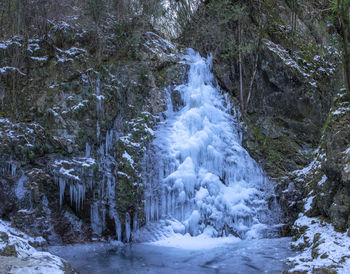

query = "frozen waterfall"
[[142, 49, 279, 240]]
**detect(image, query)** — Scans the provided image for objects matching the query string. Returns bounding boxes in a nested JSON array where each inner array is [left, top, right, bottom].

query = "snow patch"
[[288, 215, 350, 273], [265, 40, 311, 78], [122, 151, 134, 166], [304, 196, 314, 211], [30, 56, 48, 62], [0, 66, 26, 76], [317, 175, 327, 186]]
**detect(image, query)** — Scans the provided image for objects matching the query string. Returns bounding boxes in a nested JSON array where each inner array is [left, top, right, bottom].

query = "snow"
[[27, 43, 40, 53], [0, 40, 22, 50], [30, 56, 48, 61], [304, 195, 314, 211], [120, 136, 141, 148], [63, 47, 87, 56], [122, 151, 134, 166], [71, 102, 85, 111], [265, 40, 311, 78], [75, 157, 96, 167], [59, 167, 80, 181], [309, 81, 317, 88], [292, 149, 323, 177], [56, 57, 73, 64], [332, 106, 350, 116], [117, 171, 130, 179], [317, 175, 327, 186], [52, 21, 70, 31], [318, 67, 326, 73], [149, 233, 240, 250], [288, 215, 350, 273], [48, 108, 59, 117], [0, 66, 26, 76], [0, 219, 67, 273], [94, 94, 105, 101]]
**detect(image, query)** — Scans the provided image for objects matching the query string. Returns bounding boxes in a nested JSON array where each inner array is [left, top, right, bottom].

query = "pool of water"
[[49, 237, 295, 273]]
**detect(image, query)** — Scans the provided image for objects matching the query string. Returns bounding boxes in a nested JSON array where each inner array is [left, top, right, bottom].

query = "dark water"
[[49, 237, 295, 273]]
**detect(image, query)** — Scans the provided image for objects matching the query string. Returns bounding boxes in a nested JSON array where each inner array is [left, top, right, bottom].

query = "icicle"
[[125, 213, 131, 242], [167, 191, 171, 216], [91, 202, 105, 236], [59, 177, 66, 208], [150, 198, 154, 221], [96, 79, 102, 114], [155, 198, 159, 221], [97, 122, 101, 142], [11, 162, 17, 177], [161, 189, 166, 218], [133, 213, 138, 232], [70, 183, 73, 206], [98, 144, 104, 156], [105, 130, 114, 155], [69, 183, 86, 211], [172, 191, 176, 215], [85, 142, 91, 158], [115, 213, 122, 241], [105, 131, 109, 155]]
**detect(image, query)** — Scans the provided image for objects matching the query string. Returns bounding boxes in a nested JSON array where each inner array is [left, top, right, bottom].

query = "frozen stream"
[[49, 237, 295, 273]]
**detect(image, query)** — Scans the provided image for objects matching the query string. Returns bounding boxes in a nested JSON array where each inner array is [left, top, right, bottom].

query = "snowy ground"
[[0, 219, 71, 273], [287, 214, 350, 273]]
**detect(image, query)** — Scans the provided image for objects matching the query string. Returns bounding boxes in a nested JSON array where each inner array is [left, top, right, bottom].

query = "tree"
[[334, 0, 350, 96], [87, 0, 106, 25]]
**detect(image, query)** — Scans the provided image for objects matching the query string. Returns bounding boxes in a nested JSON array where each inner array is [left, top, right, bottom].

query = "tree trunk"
[[238, 10, 244, 113], [337, 0, 350, 96], [245, 0, 263, 112]]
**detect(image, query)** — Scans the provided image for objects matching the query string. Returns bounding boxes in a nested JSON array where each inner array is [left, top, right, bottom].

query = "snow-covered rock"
[[0, 219, 73, 273]]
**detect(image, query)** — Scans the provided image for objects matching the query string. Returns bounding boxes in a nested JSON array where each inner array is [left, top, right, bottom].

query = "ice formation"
[[143, 49, 278, 239]]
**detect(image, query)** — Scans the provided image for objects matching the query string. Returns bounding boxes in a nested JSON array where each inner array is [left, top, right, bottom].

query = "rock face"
[[181, 0, 342, 227], [0, 4, 186, 244], [0, 178, 16, 218], [321, 97, 350, 230], [301, 90, 350, 231], [285, 89, 350, 271]]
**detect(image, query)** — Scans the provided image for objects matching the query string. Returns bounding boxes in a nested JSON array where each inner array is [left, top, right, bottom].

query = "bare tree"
[[335, 0, 350, 96]]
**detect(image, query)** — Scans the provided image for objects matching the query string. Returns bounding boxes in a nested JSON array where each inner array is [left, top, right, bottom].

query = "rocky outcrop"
[[285, 89, 350, 271], [0, 219, 73, 273], [0, 5, 186, 244], [297, 90, 350, 230], [321, 95, 350, 230]]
